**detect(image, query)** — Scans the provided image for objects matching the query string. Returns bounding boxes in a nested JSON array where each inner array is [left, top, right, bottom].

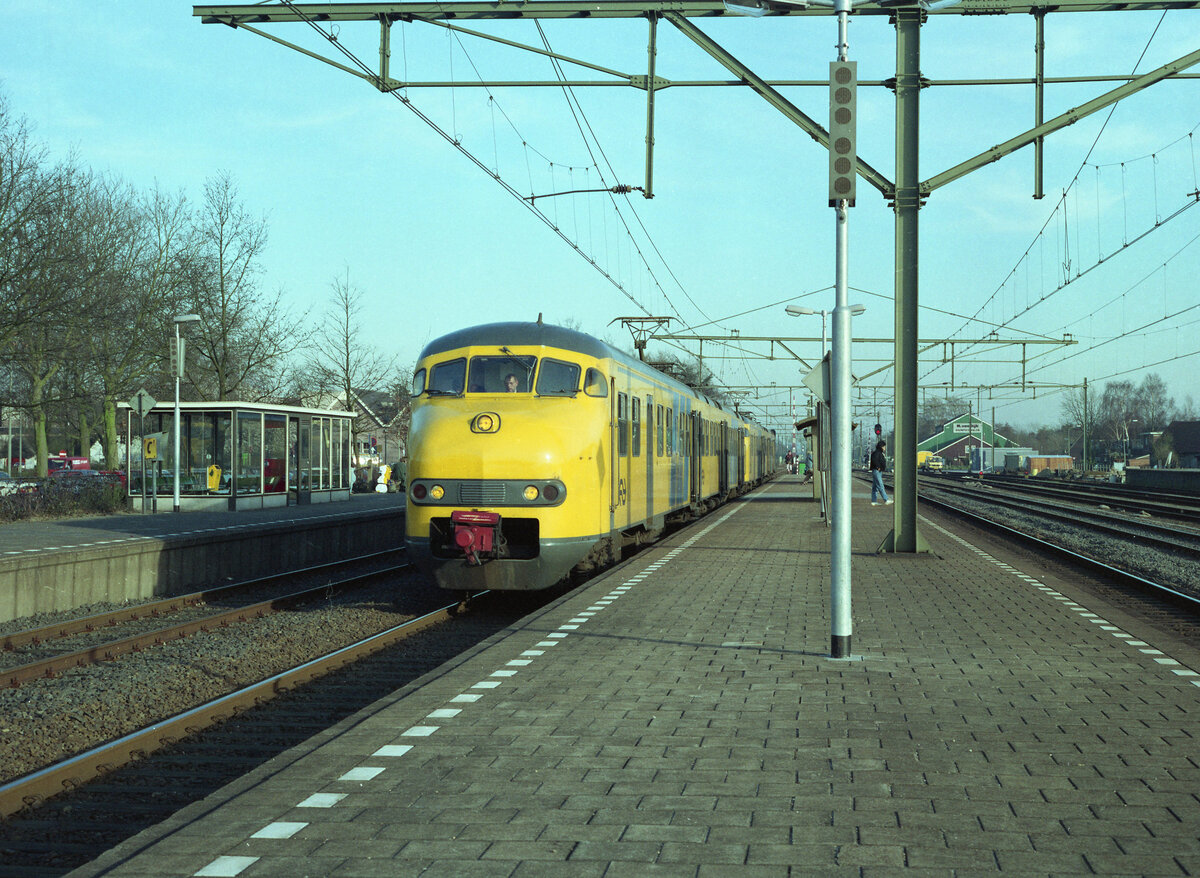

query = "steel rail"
[[922, 481, 1200, 552], [2, 548, 406, 652], [3, 561, 411, 689], [0, 595, 483, 819], [916, 488, 1200, 615], [970, 474, 1200, 524]]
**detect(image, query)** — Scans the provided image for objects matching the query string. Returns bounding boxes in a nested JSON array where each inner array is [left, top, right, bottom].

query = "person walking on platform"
[[870, 440, 892, 506]]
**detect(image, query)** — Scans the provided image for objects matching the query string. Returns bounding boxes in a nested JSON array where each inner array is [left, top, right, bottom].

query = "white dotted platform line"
[[189, 502, 748, 876], [921, 516, 1200, 690]]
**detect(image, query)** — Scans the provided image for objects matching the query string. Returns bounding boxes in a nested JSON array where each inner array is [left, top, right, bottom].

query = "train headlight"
[[471, 413, 500, 433], [523, 485, 539, 501], [430, 484, 445, 500]]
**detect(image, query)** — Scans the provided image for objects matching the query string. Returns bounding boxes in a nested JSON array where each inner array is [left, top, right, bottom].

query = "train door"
[[612, 382, 630, 531], [738, 428, 747, 489], [718, 422, 729, 496], [690, 411, 702, 503], [645, 394, 654, 524]]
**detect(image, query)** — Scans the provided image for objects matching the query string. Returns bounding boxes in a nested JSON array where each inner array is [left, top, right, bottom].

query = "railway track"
[[0, 566, 563, 877], [922, 477, 1200, 554], [0, 597, 465, 819], [935, 470, 1200, 526], [1, 549, 410, 688], [912, 475, 1200, 617]]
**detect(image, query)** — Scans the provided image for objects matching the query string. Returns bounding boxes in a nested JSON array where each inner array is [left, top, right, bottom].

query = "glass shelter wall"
[[236, 412, 263, 495], [123, 403, 352, 509], [264, 414, 287, 493]]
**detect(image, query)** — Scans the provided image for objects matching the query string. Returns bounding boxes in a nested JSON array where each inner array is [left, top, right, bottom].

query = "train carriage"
[[405, 321, 778, 591]]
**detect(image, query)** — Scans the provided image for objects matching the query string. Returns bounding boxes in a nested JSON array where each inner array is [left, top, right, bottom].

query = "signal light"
[[828, 60, 857, 207]]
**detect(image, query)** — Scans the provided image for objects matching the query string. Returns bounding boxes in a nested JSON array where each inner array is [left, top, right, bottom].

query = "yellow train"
[[405, 321, 782, 591]]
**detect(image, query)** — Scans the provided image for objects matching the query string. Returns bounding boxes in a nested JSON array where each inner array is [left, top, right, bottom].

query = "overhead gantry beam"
[[924, 44, 1200, 195], [196, 0, 1200, 23], [663, 12, 894, 198]]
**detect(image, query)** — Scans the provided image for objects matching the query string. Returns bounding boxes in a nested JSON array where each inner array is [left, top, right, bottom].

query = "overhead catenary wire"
[[273, 2, 771, 403], [279, 0, 653, 315]]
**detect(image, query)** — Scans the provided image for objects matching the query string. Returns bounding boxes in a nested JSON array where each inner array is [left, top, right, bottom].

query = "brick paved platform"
[[69, 475, 1200, 877]]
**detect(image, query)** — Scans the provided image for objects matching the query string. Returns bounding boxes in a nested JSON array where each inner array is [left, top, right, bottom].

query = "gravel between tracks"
[[0, 576, 441, 786], [927, 482, 1200, 600]]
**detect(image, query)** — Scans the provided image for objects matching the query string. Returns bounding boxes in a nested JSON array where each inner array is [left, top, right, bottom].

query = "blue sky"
[[4, 2, 1199, 436]]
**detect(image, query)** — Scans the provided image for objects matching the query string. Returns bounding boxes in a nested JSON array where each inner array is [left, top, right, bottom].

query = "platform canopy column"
[[880, 7, 927, 554]]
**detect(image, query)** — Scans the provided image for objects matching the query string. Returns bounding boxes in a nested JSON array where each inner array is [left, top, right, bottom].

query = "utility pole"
[[828, 0, 858, 660]]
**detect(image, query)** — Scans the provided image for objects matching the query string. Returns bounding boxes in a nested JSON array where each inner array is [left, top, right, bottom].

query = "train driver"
[[503, 373, 519, 392]]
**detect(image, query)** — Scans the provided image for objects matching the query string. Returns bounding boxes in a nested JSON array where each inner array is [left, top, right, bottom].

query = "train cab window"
[[536, 359, 580, 396], [617, 393, 629, 456], [632, 397, 641, 457], [584, 367, 608, 397], [657, 405, 664, 456], [468, 355, 536, 393], [428, 358, 466, 395], [411, 367, 426, 397]]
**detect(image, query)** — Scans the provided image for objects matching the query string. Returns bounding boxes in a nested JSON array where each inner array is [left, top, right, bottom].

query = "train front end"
[[404, 323, 611, 592]]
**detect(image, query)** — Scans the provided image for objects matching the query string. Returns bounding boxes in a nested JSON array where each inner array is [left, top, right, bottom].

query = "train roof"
[[418, 322, 619, 364], [419, 321, 772, 431]]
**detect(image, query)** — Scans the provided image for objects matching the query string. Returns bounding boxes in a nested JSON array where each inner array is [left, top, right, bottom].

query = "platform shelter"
[[120, 401, 354, 512]]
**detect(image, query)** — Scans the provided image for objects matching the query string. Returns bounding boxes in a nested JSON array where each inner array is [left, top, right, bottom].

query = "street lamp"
[[785, 305, 829, 358], [1125, 418, 1140, 465], [173, 314, 201, 512], [786, 304, 866, 359]]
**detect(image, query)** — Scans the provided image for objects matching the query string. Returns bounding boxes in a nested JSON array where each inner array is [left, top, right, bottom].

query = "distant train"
[[404, 321, 783, 591]]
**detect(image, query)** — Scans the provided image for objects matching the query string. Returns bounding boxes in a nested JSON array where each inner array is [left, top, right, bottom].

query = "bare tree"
[[917, 393, 968, 440], [87, 183, 192, 466], [308, 268, 396, 456], [6, 162, 97, 475], [1134, 373, 1174, 432], [0, 95, 74, 352], [183, 172, 308, 401], [1059, 383, 1098, 432]]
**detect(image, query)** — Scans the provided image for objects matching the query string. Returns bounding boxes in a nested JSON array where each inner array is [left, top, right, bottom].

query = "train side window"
[[536, 358, 580, 396], [617, 393, 629, 456], [411, 367, 426, 397], [632, 397, 641, 457], [657, 405, 664, 457], [428, 358, 466, 395], [666, 407, 674, 455], [584, 368, 608, 397]]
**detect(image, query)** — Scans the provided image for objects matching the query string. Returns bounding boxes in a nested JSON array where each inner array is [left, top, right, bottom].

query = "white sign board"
[[802, 355, 831, 405], [128, 388, 157, 416]]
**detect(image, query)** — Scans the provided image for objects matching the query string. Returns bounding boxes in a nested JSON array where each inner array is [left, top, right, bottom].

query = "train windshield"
[[467, 356, 537, 393], [427, 358, 466, 395], [535, 358, 580, 396]]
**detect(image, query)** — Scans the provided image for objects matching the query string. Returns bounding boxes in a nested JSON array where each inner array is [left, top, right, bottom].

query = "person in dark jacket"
[[870, 440, 892, 506]]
